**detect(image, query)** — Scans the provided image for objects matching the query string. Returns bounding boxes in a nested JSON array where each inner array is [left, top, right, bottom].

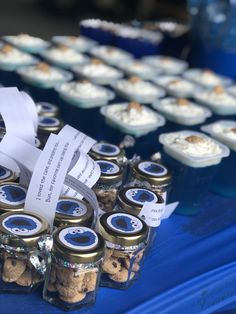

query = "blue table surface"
[[1, 191, 236, 314]]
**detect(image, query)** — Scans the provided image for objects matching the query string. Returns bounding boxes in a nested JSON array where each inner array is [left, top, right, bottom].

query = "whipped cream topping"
[[5, 34, 47, 47], [210, 122, 236, 141], [157, 76, 195, 93], [78, 63, 121, 78], [59, 81, 108, 99], [162, 133, 222, 157], [92, 46, 132, 62], [0, 45, 34, 64], [116, 78, 161, 97], [105, 102, 158, 126], [143, 56, 187, 73], [122, 61, 156, 77], [158, 98, 207, 117], [197, 86, 236, 106], [25, 63, 65, 80], [184, 69, 226, 87], [44, 46, 86, 63]]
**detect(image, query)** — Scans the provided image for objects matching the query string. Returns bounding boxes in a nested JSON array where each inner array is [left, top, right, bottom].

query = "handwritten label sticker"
[[139, 202, 165, 227], [162, 202, 179, 219]]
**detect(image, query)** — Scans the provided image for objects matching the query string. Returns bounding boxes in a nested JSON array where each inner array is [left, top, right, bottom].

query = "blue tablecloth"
[[1, 191, 236, 314]]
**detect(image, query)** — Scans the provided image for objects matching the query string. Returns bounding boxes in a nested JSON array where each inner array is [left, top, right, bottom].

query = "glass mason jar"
[[0, 212, 50, 293], [43, 226, 104, 311], [0, 182, 27, 214], [93, 160, 123, 215], [89, 142, 126, 164], [36, 102, 59, 118], [128, 160, 172, 204], [54, 197, 94, 229], [98, 211, 148, 289], [116, 186, 164, 249], [37, 116, 64, 146], [0, 167, 18, 184]]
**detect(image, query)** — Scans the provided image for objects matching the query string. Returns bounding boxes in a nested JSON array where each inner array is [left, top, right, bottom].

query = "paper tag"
[[0, 153, 20, 175], [64, 174, 99, 219], [24, 134, 77, 226], [59, 124, 96, 171], [20, 91, 38, 132], [139, 202, 165, 227], [59, 125, 100, 198], [62, 152, 101, 198], [0, 87, 35, 145], [0, 134, 41, 186], [162, 202, 179, 219]]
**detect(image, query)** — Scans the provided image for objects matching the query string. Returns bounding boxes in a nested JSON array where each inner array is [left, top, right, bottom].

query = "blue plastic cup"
[[201, 120, 236, 197], [159, 130, 230, 215]]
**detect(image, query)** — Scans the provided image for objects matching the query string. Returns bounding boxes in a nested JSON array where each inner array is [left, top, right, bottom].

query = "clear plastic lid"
[[55, 82, 115, 107], [183, 68, 233, 88], [201, 120, 236, 152], [152, 97, 212, 125], [100, 103, 166, 136], [142, 55, 188, 75], [159, 130, 230, 168], [153, 75, 198, 98]]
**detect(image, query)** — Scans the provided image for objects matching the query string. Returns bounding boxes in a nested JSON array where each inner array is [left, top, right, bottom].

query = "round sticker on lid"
[[39, 102, 57, 113], [59, 226, 98, 250], [125, 188, 157, 206], [92, 143, 120, 157], [0, 166, 11, 181], [138, 161, 167, 176], [107, 213, 143, 234], [97, 160, 120, 175], [0, 184, 27, 206], [56, 199, 87, 217], [38, 117, 60, 127], [2, 214, 42, 236]]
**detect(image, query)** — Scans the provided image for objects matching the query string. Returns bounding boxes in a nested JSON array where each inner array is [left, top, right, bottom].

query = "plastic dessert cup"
[[201, 120, 236, 197], [159, 130, 230, 215]]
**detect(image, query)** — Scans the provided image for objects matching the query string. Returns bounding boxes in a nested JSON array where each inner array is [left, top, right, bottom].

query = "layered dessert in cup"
[[72, 58, 123, 85], [17, 62, 73, 101], [40, 45, 89, 69], [90, 45, 133, 66], [152, 97, 211, 126], [100, 101, 165, 137], [0, 43, 38, 86], [117, 59, 159, 80], [159, 130, 229, 215], [17, 62, 73, 89], [52, 35, 97, 52], [153, 76, 197, 98], [55, 79, 115, 108], [201, 120, 236, 197], [3, 34, 50, 53], [142, 55, 188, 75], [183, 69, 233, 89], [111, 76, 165, 104], [194, 85, 236, 115]]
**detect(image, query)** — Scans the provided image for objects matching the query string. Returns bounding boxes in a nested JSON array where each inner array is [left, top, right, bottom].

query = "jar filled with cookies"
[[0, 212, 50, 293], [116, 187, 165, 250], [43, 226, 104, 311], [0, 167, 19, 185], [93, 160, 123, 215], [127, 160, 172, 204], [89, 141, 126, 164], [53, 197, 94, 229], [98, 211, 148, 289], [0, 183, 27, 214], [37, 116, 64, 146]]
